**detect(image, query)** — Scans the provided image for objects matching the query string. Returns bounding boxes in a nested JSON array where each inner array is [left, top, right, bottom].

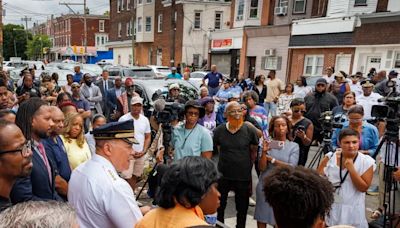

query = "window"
[[194, 12, 201, 30], [118, 23, 122, 37], [101, 37, 105, 45], [129, 21, 133, 36], [99, 20, 105, 32], [126, 23, 130, 36], [215, 12, 222, 29], [146, 0, 152, 3], [304, 55, 324, 76], [158, 14, 163, 32], [355, 0, 367, 6], [117, 0, 122, 12], [293, 0, 306, 13], [236, 0, 244, 20], [137, 17, 142, 32], [249, 0, 259, 18], [193, 54, 200, 67], [127, 0, 131, 10], [121, 0, 125, 10], [145, 16, 151, 32], [97, 37, 100, 46], [394, 53, 400, 68], [138, 0, 142, 4]]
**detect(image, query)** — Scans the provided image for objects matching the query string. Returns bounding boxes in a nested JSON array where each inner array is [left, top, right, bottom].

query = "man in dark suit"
[[96, 70, 114, 117], [10, 97, 63, 203], [106, 76, 124, 122]]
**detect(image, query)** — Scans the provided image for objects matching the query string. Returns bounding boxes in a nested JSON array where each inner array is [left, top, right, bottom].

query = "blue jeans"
[[265, 102, 277, 117], [208, 86, 220, 97]]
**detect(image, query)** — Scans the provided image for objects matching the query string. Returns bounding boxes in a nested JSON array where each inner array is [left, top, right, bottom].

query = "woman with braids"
[[254, 115, 299, 228], [318, 128, 375, 227], [263, 166, 334, 228], [136, 156, 220, 227], [61, 113, 91, 170]]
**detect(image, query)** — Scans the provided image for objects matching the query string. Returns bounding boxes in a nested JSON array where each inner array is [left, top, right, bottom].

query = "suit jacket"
[[10, 145, 62, 203], [80, 84, 103, 114], [106, 88, 124, 121], [97, 79, 114, 115]]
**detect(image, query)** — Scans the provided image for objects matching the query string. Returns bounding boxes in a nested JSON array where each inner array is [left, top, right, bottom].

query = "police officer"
[[68, 120, 150, 228], [356, 79, 383, 120]]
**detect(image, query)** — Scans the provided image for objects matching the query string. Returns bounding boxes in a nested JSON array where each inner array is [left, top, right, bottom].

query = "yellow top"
[[61, 136, 91, 170], [135, 204, 208, 228]]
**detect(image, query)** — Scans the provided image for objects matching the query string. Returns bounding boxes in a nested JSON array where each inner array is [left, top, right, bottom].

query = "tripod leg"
[[308, 144, 324, 169]]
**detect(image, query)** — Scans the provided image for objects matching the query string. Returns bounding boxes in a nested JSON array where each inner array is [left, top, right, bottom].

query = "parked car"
[[147, 65, 171, 78], [132, 79, 199, 117], [108, 66, 157, 80], [189, 71, 211, 88]]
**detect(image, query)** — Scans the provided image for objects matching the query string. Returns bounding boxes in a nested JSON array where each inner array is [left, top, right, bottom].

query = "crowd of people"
[[0, 63, 399, 228]]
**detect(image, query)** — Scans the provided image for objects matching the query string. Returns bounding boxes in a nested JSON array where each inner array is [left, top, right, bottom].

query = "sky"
[[3, 0, 109, 28]]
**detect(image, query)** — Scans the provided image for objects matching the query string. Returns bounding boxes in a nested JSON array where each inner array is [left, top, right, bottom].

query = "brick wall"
[[354, 21, 400, 45], [153, 1, 183, 66], [109, 0, 133, 42], [288, 47, 355, 82]]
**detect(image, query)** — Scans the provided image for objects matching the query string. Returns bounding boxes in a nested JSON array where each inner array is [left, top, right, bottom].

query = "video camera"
[[154, 101, 185, 124], [319, 111, 343, 133], [371, 79, 400, 140]]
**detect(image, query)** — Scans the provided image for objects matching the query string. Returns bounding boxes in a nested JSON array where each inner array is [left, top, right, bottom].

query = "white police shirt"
[[68, 154, 143, 228], [356, 92, 383, 120]]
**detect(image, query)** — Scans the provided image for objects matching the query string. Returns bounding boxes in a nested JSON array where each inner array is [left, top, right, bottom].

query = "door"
[[156, 49, 162, 66], [248, 57, 256, 80], [366, 56, 381, 74]]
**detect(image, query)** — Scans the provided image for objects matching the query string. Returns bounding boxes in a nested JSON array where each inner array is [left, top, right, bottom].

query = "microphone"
[[154, 99, 166, 112]]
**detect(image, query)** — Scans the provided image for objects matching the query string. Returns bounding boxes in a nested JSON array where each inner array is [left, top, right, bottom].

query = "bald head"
[[0, 120, 24, 151], [50, 106, 65, 136], [224, 101, 240, 113]]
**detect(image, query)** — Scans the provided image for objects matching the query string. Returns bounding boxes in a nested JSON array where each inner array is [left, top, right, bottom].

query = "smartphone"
[[297, 125, 305, 132], [269, 140, 284, 149]]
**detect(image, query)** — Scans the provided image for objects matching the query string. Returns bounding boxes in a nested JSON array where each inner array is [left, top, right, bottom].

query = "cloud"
[[3, 0, 109, 27]]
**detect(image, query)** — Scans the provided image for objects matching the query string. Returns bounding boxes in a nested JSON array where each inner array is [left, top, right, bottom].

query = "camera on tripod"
[[319, 111, 343, 135]]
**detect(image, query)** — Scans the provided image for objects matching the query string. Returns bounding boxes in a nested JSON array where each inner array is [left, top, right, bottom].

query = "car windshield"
[[83, 64, 103, 76], [109, 69, 121, 77], [123, 69, 156, 78], [191, 72, 206, 78], [156, 67, 171, 73]]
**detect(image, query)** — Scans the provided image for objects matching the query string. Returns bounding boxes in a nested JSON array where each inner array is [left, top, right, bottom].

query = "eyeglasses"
[[349, 118, 363, 123], [186, 111, 199, 117], [0, 141, 32, 157], [72, 86, 80, 89], [171, 88, 180, 91], [292, 109, 306, 113]]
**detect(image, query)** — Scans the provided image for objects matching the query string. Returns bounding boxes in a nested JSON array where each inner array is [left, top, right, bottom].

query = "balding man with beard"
[[213, 101, 259, 228]]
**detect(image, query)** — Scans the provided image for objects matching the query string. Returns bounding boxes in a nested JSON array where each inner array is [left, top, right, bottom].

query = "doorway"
[[366, 56, 381, 74], [248, 57, 256, 80]]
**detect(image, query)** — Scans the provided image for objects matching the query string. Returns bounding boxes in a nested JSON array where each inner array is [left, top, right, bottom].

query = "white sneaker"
[[249, 197, 256, 206]]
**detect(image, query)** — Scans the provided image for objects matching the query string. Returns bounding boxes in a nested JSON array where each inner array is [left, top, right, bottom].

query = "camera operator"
[[331, 105, 379, 156], [304, 78, 338, 143], [170, 100, 213, 160]]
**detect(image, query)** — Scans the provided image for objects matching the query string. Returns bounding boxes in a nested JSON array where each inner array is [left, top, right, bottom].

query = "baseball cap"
[[360, 80, 374, 88], [316, 78, 328, 85], [171, 67, 177, 71], [130, 96, 143, 105], [169, 83, 180, 90], [389, 70, 398, 76]]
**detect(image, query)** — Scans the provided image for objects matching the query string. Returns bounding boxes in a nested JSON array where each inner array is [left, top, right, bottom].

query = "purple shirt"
[[198, 112, 216, 135]]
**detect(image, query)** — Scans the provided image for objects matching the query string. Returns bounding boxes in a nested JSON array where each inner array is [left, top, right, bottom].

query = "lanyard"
[[338, 153, 358, 189]]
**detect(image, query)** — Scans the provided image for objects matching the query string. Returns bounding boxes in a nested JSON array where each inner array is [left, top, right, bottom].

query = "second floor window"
[[293, 0, 306, 13], [236, 0, 244, 20], [117, 0, 122, 12], [145, 16, 152, 32], [158, 14, 163, 32], [99, 20, 105, 32], [304, 55, 324, 76], [194, 12, 201, 29], [215, 12, 222, 30], [249, 0, 258, 18], [355, 0, 367, 6], [118, 23, 122, 37], [137, 17, 142, 32], [127, 0, 131, 10]]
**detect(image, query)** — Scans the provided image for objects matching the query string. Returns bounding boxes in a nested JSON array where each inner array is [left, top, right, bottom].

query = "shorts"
[[120, 155, 146, 179]]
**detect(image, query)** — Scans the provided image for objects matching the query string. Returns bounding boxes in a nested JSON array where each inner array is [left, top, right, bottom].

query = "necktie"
[[37, 143, 52, 184], [104, 80, 108, 92]]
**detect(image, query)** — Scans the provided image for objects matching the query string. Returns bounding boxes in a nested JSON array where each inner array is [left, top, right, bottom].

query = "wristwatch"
[[271, 158, 276, 164]]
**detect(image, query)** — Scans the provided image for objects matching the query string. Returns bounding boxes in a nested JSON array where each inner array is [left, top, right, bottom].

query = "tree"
[[3, 24, 31, 60], [26, 35, 52, 61]]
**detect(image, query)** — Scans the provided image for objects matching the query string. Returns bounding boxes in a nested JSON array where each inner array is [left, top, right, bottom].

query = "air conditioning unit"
[[264, 49, 276, 56], [274, 6, 287, 16]]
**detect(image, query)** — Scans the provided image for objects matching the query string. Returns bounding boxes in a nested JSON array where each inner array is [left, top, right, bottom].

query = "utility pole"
[[0, 0, 3, 68], [131, 2, 135, 66], [170, 0, 176, 67], [60, 1, 87, 63], [21, 16, 32, 45]]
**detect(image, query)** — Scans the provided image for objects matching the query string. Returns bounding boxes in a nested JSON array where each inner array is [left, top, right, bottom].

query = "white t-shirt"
[[356, 92, 383, 120], [119, 113, 151, 152], [323, 75, 335, 84]]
